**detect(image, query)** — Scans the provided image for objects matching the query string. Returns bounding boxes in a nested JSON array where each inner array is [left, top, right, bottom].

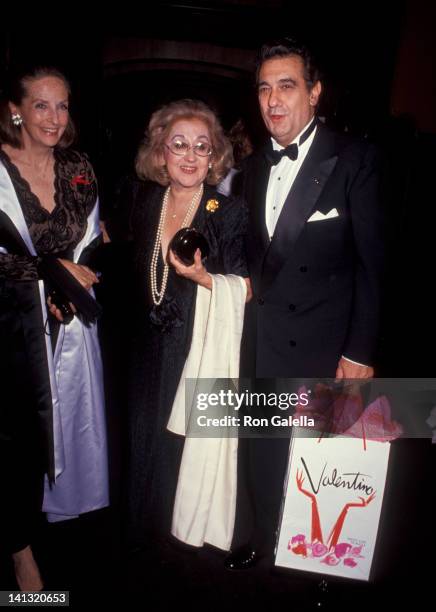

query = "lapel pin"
[[314, 177, 320, 184]]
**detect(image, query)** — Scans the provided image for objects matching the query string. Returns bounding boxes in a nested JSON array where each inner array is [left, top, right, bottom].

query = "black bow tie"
[[268, 143, 298, 165], [265, 118, 317, 166]]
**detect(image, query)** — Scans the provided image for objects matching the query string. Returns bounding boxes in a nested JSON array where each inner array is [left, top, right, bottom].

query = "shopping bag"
[[274, 427, 390, 581]]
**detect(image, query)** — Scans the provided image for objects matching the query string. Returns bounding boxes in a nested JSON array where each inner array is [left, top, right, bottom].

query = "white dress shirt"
[[265, 119, 317, 238]]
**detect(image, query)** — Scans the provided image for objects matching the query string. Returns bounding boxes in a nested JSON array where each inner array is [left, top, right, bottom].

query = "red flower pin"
[[71, 174, 91, 186]]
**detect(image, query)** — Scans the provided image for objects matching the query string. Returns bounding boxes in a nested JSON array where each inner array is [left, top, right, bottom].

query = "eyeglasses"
[[165, 137, 213, 158]]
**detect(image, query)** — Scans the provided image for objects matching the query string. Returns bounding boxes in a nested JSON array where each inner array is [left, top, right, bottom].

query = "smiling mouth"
[[180, 166, 197, 174], [42, 128, 59, 135]]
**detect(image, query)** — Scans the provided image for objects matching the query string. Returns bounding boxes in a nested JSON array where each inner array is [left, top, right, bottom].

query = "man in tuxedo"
[[225, 38, 384, 569]]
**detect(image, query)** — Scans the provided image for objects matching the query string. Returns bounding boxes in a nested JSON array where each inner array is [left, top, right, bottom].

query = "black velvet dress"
[[125, 181, 248, 550]]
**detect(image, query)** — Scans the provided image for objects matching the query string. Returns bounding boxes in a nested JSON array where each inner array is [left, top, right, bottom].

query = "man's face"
[[257, 55, 321, 146]]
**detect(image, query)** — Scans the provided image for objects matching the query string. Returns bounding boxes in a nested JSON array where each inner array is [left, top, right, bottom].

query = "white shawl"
[[167, 273, 246, 550]]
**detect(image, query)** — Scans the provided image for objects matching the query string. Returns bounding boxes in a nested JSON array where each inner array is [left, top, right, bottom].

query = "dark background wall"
[[0, 0, 415, 194], [1, 6, 435, 604], [1, 0, 436, 375]]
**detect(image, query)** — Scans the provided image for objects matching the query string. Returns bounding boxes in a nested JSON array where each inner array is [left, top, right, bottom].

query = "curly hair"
[[135, 99, 233, 186], [0, 66, 76, 149]]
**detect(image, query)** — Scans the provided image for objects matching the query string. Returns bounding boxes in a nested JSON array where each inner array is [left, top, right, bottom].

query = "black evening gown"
[[125, 181, 248, 551]]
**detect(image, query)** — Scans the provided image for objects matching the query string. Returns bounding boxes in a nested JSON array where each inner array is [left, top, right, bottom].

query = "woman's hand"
[[244, 278, 253, 303], [168, 248, 212, 290], [47, 295, 76, 323], [58, 259, 99, 290], [100, 220, 111, 244]]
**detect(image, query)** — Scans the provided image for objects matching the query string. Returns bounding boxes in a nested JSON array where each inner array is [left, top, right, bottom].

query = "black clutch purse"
[[169, 228, 210, 266]]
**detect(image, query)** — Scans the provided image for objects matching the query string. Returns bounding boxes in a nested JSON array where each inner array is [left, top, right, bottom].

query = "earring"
[[11, 113, 23, 127], [208, 162, 212, 170]]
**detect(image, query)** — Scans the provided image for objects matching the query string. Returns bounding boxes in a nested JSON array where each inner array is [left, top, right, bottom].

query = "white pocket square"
[[307, 208, 339, 222]]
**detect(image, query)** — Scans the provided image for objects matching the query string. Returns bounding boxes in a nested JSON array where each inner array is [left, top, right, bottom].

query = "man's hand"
[[335, 357, 373, 380]]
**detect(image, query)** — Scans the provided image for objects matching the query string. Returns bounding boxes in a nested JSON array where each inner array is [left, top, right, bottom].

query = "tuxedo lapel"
[[261, 126, 338, 293], [248, 148, 270, 254]]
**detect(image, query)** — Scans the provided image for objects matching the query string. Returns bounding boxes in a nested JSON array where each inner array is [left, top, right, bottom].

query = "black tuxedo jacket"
[[240, 122, 384, 378]]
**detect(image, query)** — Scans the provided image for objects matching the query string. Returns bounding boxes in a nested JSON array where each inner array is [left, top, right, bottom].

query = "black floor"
[[1, 439, 433, 611]]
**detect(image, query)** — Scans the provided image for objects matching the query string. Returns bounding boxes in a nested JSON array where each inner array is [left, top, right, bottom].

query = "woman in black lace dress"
[[120, 99, 250, 552], [0, 67, 108, 589]]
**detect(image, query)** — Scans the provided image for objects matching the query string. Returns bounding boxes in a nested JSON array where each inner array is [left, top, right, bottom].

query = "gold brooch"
[[206, 198, 220, 213]]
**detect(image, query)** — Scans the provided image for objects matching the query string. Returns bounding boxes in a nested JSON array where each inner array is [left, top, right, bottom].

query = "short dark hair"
[[0, 66, 76, 149], [256, 37, 321, 90]]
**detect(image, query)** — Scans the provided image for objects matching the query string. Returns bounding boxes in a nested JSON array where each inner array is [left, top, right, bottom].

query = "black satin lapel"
[[247, 152, 270, 254], [261, 134, 338, 293], [0, 210, 33, 256], [17, 281, 55, 479], [0, 211, 55, 478]]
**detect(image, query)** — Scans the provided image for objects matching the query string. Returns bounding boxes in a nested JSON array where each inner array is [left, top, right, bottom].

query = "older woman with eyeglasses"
[[115, 99, 251, 555]]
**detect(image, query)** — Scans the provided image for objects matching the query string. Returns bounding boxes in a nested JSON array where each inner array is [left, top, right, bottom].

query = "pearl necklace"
[[150, 184, 204, 306]]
